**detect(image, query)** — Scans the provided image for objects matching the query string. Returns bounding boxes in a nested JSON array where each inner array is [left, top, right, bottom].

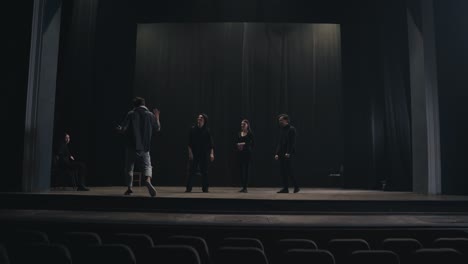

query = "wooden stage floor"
[[1, 187, 468, 228], [49, 186, 468, 201]]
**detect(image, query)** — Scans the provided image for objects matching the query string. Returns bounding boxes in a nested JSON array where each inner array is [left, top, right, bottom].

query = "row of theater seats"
[[0, 229, 467, 264]]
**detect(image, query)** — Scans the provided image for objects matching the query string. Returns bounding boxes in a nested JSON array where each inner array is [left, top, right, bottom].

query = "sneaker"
[[124, 189, 133, 195], [144, 181, 157, 197], [77, 186, 90, 191], [277, 189, 289, 193]]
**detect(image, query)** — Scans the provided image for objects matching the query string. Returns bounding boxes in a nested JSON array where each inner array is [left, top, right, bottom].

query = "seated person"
[[57, 133, 90, 191]]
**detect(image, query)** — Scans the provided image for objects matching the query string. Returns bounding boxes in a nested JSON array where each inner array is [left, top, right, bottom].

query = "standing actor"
[[236, 119, 254, 193], [186, 113, 215, 193], [117, 97, 160, 197], [275, 114, 300, 193]]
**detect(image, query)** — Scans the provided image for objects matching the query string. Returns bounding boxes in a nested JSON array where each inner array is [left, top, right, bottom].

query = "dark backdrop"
[[434, 0, 468, 195], [48, 0, 416, 192], [134, 23, 343, 187]]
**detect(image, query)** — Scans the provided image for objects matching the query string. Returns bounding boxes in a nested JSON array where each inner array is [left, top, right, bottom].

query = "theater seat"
[[215, 247, 268, 264], [283, 249, 335, 264], [350, 250, 399, 264]]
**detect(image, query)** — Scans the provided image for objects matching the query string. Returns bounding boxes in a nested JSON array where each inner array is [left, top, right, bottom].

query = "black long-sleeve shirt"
[[236, 131, 255, 154], [120, 106, 159, 152], [189, 125, 214, 156], [276, 124, 296, 155], [57, 142, 71, 163]]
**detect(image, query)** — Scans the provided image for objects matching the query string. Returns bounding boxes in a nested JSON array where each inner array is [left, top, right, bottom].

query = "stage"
[[1, 187, 468, 236], [1, 187, 468, 216], [48, 186, 467, 201]]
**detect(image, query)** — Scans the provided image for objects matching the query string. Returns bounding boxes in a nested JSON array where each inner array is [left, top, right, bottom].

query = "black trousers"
[[279, 156, 298, 190], [239, 153, 251, 189], [187, 154, 209, 191], [62, 161, 87, 188]]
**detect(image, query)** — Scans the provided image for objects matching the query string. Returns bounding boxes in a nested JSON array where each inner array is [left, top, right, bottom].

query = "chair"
[[112, 233, 154, 249], [221, 237, 264, 251], [7, 243, 72, 264], [327, 239, 370, 264], [133, 171, 142, 187], [60, 232, 102, 246], [51, 155, 77, 190], [166, 235, 211, 264], [215, 247, 268, 264], [282, 249, 335, 264], [2, 230, 49, 245], [152, 245, 201, 264], [412, 248, 465, 264], [274, 239, 318, 263], [382, 238, 422, 264], [277, 238, 318, 251], [433, 238, 468, 256], [111, 233, 154, 264], [350, 250, 400, 264], [69, 244, 136, 264]]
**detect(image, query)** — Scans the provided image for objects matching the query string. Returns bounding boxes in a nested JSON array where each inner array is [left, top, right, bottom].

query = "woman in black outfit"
[[236, 119, 254, 193]]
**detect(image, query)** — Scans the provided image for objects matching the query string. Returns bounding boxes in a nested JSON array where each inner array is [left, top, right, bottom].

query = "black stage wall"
[[2, 0, 463, 194], [50, 0, 411, 190], [134, 23, 343, 187], [3, 1, 34, 192], [434, 0, 468, 195], [52, 0, 413, 190]]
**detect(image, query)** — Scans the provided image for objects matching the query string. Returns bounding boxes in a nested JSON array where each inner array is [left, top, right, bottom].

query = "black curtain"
[[133, 23, 343, 187], [54, 0, 136, 186], [342, 0, 412, 192]]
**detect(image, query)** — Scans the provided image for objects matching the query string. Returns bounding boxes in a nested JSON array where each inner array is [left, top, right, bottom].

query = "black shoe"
[[238, 189, 245, 193], [124, 189, 133, 195], [242, 188, 248, 193], [202, 189, 209, 193], [185, 189, 192, 193], [144, 181, 157, 197], [277, 189, 289, 193], [294, 187, 300, 193], [77, 186, 90, 191]]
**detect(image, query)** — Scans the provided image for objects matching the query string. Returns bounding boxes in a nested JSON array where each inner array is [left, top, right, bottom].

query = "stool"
[[133, 172, 142, 187]]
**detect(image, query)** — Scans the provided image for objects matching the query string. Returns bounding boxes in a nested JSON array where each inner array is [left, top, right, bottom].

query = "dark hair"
[[199, 113, 209, 126], [133, 97, 145, 107], [278, 114, 289, 121], [240, 119, 252, 132]]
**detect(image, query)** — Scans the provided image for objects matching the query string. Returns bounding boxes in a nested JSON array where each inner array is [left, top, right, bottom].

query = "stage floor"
[[1, 187, 468, 228], [49, 186, 468, 201]]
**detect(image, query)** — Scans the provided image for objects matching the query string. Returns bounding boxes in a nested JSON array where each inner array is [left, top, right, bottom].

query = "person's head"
[[278, 114, 289, 127], [133, 97, 145, 108], [240, 119, 250, 132], [64, 133, 71, 144], [197, 113, 208, 128]]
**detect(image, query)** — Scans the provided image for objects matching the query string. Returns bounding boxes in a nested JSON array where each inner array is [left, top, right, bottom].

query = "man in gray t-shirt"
[[117, 97, 160, 197]]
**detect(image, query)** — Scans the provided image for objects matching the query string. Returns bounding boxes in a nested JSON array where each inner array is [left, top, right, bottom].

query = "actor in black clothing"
[[186, 113, 215, 193], [117, 97, 160, 197], [57, 133, 89, 191], [236, 119, 254, 193], [275, 114, 300, 193]]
